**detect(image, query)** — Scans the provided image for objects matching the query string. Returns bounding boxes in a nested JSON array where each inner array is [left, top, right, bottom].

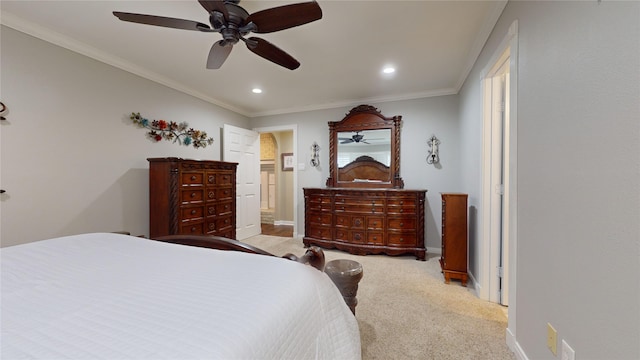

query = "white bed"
[[1, 233, 361, 359]]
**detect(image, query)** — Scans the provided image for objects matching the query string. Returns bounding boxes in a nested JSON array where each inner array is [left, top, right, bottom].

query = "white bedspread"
[[1, 233, 361, 359]]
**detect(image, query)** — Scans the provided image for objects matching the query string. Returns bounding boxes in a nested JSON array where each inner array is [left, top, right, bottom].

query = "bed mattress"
[[1, 233, 361, 359]]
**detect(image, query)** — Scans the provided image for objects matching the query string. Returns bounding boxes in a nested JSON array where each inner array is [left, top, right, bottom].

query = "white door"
[[486, 51, 511, 306], [223, 124, 260, 240]]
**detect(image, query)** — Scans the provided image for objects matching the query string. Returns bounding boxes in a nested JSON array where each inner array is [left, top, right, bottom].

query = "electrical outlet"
[[561, 339, 575, 360], [547, 323, 558, 355]]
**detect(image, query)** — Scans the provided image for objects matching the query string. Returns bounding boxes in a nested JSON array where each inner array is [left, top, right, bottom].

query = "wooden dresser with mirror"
[[303, 105, 427, 260]]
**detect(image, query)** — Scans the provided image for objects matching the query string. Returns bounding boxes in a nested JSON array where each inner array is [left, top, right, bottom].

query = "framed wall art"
[[281, 153, 294, 171]]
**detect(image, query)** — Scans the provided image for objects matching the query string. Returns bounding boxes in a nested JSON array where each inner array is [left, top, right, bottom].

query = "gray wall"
[[0, 26, 249, 246], [459, 1, 640, 359]]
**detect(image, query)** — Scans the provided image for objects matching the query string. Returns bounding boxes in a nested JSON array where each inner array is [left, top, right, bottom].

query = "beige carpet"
[[243, 235, 516, 360]]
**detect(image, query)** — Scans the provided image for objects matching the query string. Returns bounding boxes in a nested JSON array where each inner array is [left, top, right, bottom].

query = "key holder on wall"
[[310, 142, 320, 167], [427, 135, 440, 165]]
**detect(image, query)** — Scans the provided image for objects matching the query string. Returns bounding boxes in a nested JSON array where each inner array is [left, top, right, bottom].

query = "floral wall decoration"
[[130, 112, 214, 148]]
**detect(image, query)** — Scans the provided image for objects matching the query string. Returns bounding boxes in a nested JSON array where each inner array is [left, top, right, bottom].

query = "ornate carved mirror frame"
[[326, 105, 404, 189]]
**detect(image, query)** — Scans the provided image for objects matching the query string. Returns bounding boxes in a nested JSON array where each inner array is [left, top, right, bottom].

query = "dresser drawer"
[[181, 172, 204, 186], [216, 216, 233, 230], [307, 199, 332, 211], [180, 221, 204, 234], [207, 172, 233, 186], [181, 189, 204, 204], [335, 229, 349, 241], [350, 216, 365, 229], [336, 203, 384, 213], [215, 187, 234, 201], [387, 198, 417, 206], [351, 231, 365, 243], [387, 205, 416, 215], [309, 213, 332, 225], [335, 214, 349, 228], [388, 218, 416, 230], [367, 217, 384, 230], [180, 206, 204, 221], [387, 233, 417, 246], [308, 226, 332, 240], [367, 232, 384, 245], [215, 201, 233, 216]]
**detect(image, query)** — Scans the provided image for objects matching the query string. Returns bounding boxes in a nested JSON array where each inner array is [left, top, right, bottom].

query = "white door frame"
[[253, 124, 298, 237], [480, 19, 519, 344]]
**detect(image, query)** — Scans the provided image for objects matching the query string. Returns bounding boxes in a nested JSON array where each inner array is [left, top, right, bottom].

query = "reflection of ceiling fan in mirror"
[[339, 131, 369, 144], [339, 131, 388, 144], [113, 0, 322, 70]]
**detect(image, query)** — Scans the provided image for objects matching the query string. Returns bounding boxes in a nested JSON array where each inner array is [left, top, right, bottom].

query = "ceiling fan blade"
[[207, 40, 233, 69], [246, 1, 322, 34], [245, 37, 300, 70], [113, 12, 210, 31]]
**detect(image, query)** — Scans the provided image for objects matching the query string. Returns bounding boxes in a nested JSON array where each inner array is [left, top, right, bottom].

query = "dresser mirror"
[[326, 105, 404, 189]]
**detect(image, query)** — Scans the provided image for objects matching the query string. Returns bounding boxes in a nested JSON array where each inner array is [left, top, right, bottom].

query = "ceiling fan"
[[340, 131, 369, 144], [113, 0, 322, 70]]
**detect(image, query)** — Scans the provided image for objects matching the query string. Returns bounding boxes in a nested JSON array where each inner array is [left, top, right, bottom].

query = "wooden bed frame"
[[338, 155, 390, 182], [152, 235, 363, 314], [153, 235, 326, 271]]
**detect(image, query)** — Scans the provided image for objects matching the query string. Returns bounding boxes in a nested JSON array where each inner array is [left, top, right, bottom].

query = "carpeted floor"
[[243, 235, 516, 360]]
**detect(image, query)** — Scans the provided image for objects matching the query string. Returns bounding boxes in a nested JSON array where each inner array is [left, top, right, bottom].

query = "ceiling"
[[1, 1, 506, 117]]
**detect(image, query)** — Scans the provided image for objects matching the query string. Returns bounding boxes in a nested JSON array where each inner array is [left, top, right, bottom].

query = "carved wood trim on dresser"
[[303, 188, 427, 260], [148, 158, 238, 239]]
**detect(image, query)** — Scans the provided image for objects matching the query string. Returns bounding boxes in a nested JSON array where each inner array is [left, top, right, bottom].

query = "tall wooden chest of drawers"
[[148, 158, 238, 239], [303, 188, 427, 260], [440, 193, 468, 286]]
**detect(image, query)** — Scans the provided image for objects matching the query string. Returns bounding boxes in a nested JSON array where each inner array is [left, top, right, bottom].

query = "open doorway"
[[255, 127, 296, 238]]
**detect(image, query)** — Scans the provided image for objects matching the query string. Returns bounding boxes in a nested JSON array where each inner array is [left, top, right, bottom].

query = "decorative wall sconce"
[[310, 142, 320, 167], [0, 101, 8, 120], [427, 135, 440, 165]]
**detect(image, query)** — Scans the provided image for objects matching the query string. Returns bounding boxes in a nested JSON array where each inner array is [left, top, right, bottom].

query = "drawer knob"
[[400, 238, 404, 242], [209, 191, 215, 198], [400, 201, 404, 205], [191, 192, 196, 198], [354, 234, 361, 241], [191, 227, 197, 232], [191, 210, 196, 215], [373, 236, 377, 241], [400, 222, 404, 227], [191, 175, 196, 181], [400, 209, 404, 213], [209, 175, 215, 182]]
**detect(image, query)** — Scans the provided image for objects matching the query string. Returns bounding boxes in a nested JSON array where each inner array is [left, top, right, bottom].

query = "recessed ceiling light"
[[252, 88, 263, 94], [382, 66, 396, 74]]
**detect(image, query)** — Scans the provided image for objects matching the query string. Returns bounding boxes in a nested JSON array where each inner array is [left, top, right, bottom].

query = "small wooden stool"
[[324, 259, 363, 315]]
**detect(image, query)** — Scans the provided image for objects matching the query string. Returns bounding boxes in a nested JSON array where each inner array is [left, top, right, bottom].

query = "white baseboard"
[[467, 271, 480, 298], [273, 220, 294, 226], [506, 328, 528, 360], [426, 246, 441, 255]]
